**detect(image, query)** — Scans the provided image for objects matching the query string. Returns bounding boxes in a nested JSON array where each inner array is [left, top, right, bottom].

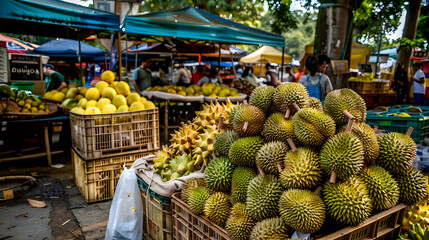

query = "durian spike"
[[218, 116, 224, 129], [243, 121, 248, 132], [277, 162, 283, 173], [286, 138, 297, 152], [342, 110, 355, 120], [345, 118, 355, 134], [314, 186, 322, 195], [257, 165, 265, 176], [291, 102, 300, 111], [406, 127, 414, 136], [284, 108, 291, 120], [329, 171, 337, 184]]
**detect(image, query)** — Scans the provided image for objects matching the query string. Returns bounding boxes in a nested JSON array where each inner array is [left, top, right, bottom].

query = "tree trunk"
[[396, 0, 422, 71], [314, 0, 355, 89]]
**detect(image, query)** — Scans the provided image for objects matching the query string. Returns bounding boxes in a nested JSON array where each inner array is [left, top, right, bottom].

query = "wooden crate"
[[70, 108, 160, 160], [71, 149, 155, 203], [172, 193, 231, 240], [317, 204, 406, 240]]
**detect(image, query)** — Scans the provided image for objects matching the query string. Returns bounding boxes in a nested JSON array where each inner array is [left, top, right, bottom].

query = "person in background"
[[317, 54, 331, 74], [43, 64, 67, 92], [392, 62, 409, 104], [236, 64, 245, 76], [197, 68, 223, 85], [282, 65, 296, 83], [133, 59, 152, 93], [295, 66, 305, 82], [265, 63, 280, 87], [191, 65, 205, 85], [299, 56, 333, 102], [176, 64, 191, 86], [412, 62, 425, 106]]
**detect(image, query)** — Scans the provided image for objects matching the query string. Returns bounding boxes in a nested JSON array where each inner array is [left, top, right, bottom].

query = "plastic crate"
[[317, 204, 406, 240], [348, 81, 376, 94], [379, 94, 397, 105], [172, 193, 231, 240], [138, 176, 172, 240], [71, 149, 155, 203], [360, 94, 380, 108], [70, 108, 160, 160]]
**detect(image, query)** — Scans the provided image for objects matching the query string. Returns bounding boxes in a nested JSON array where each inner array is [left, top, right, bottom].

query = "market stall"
[[240, 45, 293, 76]]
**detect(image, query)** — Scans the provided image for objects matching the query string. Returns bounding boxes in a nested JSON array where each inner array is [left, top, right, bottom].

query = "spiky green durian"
[[188, 187, 211, 215], [256, 141, 289, 175], [249, 86, 276, 114], [377, 132, 417, 176], [181, 178, 206, 204], [319, 132, 365, 181], [273, 82, 309, 114], [293, 108, 336, 147], [229, 136, 264, 167], [231, 167, 257, 203], [323, 177, 372, 226], [308, 97, 323, 111], [261, 113, 296, 143], [338, 121, 379, 164], [226, 203, 256, 240], [323, 89, 366, 126], [246, 175, 284, 221], [396, 167, 427, 205], [360, 166, 400, 211], [233, 104, 266, 137], [280, 147, 322, 189], [204, 192, 232, 227], [279, 189, 325, 233], [204, 157, 235, 192], [250, 217, 291, 240], [214, 130, 240, 157]]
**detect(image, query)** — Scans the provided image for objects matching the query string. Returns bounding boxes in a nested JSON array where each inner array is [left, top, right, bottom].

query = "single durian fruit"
[[323, 89, 366, 126], [377, 132, 417, 176], [280, 146, 322, 190], [181, 178, 206, 204], [360, 166, 400, 211], [229, 136, 264, 167], [153, 145, 175, 173], [338, 121, 379, 165], [308, 97, 323, 111], [233, 104, 266, 137], [188, 187, 211, 215], [231, 167, 257, 203], [323, 177, 372, 226], [256, 141, 289, 175], [293, 108, 336, 147], [225, 203, 255, 240], [279, 189, 326, 234], [192, 124, 223, 166], [204, 157, 235, 192], [214, 130, 240, 157], [246, 175, 284, 221], [273, 83, 309, 114], [396, 167, 427, 205], [250, 217, 292, 240], [319, 132, 365, 181], [169, 121, 199, 154], [261, 113, 296, 143], [193, 101, 226, 128], [204, 192, 232, 227], [249, 86, 276, 114]]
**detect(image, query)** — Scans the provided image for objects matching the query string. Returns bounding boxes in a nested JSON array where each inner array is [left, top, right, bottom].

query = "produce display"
[[150, 83, 429, 239], [0, 84, 50, 114], [146, 82, 240, 97]]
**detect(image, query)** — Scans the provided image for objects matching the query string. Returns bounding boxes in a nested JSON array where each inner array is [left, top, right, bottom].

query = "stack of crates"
[[70, 108, 160, 202]]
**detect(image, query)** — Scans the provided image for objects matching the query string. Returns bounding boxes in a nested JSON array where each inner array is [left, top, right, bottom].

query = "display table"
[[0, 115, 70, 166]]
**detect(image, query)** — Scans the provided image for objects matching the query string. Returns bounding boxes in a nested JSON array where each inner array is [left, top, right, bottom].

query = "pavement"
[[0, 151, 111, 240]]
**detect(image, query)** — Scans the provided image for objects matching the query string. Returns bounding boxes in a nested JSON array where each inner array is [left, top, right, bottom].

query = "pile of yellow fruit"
[[13, 90, 49, 113], [146, 83, 240, 98]]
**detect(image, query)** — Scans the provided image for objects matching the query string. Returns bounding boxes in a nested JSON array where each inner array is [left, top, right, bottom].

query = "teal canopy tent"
[[122, 7, 285, 47]]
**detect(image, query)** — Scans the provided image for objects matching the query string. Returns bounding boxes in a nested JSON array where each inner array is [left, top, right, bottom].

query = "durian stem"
[[284, 108, 291, 120], [406, 127, 414, 136], [243, 122, 248, 132], [277, 162, 282, 173], [257, 166, 265, 176], [286, 138, 297, 152], [329, 171, 337, 184], [342, 110, 355, 120], [180, 149, 185, 155], [373, 126, 385, 133], [200, 164, 206, 172], [218, 116, 224, 129], [291, 102, 300, 111], [194, 178, 198, 187], [314, 186, 322, 195], [345, 118, 355, 134]]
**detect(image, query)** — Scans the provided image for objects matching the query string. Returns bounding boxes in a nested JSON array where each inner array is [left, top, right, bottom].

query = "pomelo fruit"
[[130, 101, 145, 111], [127, 92, 140, 105], [79, 87, 89, 96], [85, 88, 100, 101], [97, 98, 111, 110], [95, 81, 109, 92], [86, 100, 98, 109], [101, 87, 117, 100], [112, 95, 127, 108], [85, 107, 101, 114], [68, 83, 78, 89], [140, 97, 148, 103], [71, 107, 85, 114], [101, 70, 115, 84], [117, 105, 129, 112], [143, 101, 156, 109], [115, 81, 131, 96], [52, 92, 66, 102], [78, 98, 88, 108], [66, 88, 79, 99], [102, 104, 117, 113]]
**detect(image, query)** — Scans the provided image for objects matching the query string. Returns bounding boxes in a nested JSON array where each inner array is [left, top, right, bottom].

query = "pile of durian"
[[176, 83, 427, 239]]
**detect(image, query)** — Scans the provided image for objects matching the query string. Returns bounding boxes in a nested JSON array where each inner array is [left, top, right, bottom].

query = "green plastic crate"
[[11, 82, 34, 91], [137, 175, 171, 206]]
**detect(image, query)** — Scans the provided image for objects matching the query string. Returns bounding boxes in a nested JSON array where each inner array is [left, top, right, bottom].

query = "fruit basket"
[[1, 101, 58, 119], [57, 104, 71, 115]]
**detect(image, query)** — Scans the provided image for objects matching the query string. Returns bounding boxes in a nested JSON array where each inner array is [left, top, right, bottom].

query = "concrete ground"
[[0, 152, 111, 240]]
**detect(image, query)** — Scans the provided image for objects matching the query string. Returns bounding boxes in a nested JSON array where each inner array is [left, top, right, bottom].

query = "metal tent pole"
[[78, 32, 83, 85]]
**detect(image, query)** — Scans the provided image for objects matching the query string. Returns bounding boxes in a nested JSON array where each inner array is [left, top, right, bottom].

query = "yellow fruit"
[[17, 100, 25, 107], [30, 107, 38, 113], [109, 81, 119, 88], [37, 109, 45, 113], [85, 88, 100, 101], [66, 88, 79, 99], [140, 97, 147, 103], [95, 81, 109, 92], [78, 98, 88, 108], [75, 94, 84, 101], [24, 103, 31, 109], [102, 104, 117, 113], [52, 92, 66, 102], [25, 99, 32, 104], [85, 107, 101, 114], [130, 101, 145, 111], [45, 109, 50, 113], [127, 92, 140, 105], [101, 87, 117, 100], [38, 104, 45, 110], [79, 87, 89, 96], [112, 95, 127, 108], [44, 91, 54, 99], [31, 101, 39, 107], [68, 83, 78, 89], [71, 107, 85, 114], [60, 87, 68, 95], [21, 108, 29, 113], [143, 101, 156, 109], [185, 87, 195, 95], [177, 90, 186, 96], [167, 89, 176, 94], [101, 70, 115, 84], [117, 105, 129, 112], [146, 86, 153, 91], [115, 81, 131, 96], [97, 98, 111, 110], [86, 100, 98, 109]]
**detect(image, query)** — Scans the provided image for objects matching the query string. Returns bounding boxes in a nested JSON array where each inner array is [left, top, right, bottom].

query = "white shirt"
[[413, 69, 425, 94]]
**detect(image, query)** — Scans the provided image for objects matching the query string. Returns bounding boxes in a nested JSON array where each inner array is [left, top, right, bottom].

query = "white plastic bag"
[[105, 166, 143, 240]]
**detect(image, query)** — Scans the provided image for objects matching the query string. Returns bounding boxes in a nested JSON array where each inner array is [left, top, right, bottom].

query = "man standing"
[[265, 63, 280, 87], [133, 59, 152, 93], [43, 64, 67, 92], [282, 65, 296, 83], [412, 62, 425, 106]]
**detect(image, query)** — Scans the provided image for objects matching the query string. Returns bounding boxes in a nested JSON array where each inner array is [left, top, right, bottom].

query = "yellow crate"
[[348, 81, 376, 94], [71, 149, 155, 203], [70, 108, 160, 160]]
